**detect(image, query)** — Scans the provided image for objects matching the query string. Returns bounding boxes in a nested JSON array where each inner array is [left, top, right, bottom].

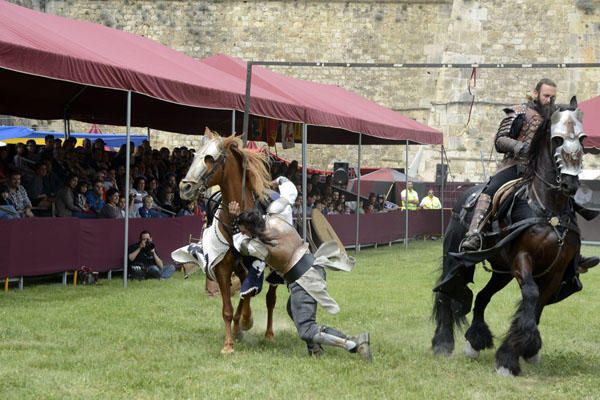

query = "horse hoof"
[[525, 353, 541, 364], [221, 346, 235, 355], [464, 342, 480, 359], [264, 332, 275, 342], [432, 343, 454, 357], [241, 316, 254, 331], [496, 367, 515, 377]]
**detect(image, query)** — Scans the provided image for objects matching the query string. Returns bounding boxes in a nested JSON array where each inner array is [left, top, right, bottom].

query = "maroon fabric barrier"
[[0, 216, 203, 278], [325, 209, 452, 247]]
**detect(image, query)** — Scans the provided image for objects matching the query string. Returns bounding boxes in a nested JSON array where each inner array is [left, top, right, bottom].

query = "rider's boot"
[[312, 326, 372, 362], [578, 254, 600, 273], [460, 193, 492, 252]]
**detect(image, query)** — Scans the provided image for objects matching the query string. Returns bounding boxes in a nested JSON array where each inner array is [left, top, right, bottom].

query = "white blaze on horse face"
[[550, 110, 586, 177], [180, 135, 224, 197]]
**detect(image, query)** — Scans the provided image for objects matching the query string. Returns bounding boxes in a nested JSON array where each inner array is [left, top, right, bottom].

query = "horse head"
[[549, 96, 586, 195], [179, 127, 227, 200]]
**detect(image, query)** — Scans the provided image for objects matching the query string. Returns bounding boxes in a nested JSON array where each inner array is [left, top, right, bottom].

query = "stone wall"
[[7, 0, 600, 180]]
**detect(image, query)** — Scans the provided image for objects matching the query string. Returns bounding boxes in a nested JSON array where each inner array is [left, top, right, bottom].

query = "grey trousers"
[[286, 266, 347, 344]]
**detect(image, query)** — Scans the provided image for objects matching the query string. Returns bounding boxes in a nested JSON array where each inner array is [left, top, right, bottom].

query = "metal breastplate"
[[264, 216, 308, 273]]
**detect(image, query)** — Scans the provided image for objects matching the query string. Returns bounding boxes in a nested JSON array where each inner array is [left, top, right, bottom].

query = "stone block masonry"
[[8, 0, 600, 181]]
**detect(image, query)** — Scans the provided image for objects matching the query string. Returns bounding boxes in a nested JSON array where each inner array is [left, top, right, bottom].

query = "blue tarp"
[[0, 126, 148, 148]]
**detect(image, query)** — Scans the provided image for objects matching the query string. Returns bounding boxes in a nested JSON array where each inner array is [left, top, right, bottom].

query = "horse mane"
[[222, 135, 272, 200]]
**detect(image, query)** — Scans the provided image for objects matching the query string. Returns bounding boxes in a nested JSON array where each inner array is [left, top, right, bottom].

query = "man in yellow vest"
[[419, 188, 441, 209], [401, 181, 419, 211]]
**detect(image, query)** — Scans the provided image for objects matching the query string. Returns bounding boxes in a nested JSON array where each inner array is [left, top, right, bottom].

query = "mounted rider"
[[460, 78, 599, 273], [228, 177, 372, 361]]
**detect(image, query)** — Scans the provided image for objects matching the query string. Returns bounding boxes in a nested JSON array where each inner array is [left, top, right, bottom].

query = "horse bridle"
[[195, 151, 227, 192]]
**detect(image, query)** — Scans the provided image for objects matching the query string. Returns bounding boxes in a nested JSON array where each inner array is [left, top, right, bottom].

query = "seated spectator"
[[0, 185, 20, 219], [357, 200, 365, 215], [177, 200, 196, 217], [335, 203, 345, 214], [25, 140, 41, 164], [25, 162, 54, 211], [365, 203, 375, 214], [368, 192, 377, 209], [127, 193, 140, 218], [147, 176, 160, 204], [332, 191, 340, 206], [127, 230, 175, 280], [131, 176, 148, 213], [104, 168, 118, 191], [100, 188, 121, 219], [344, 205, 352, 215], [56, 175, 88, 217], [86, 180, 106, 214], [139, 195, 162, 218], [157, 186, 178, 215], [12, 143, 32, 173], [419, 188, 442, 210], [375, 194, 386, 212], [197, 192, 208, 215], [38, 134, 55, 161], [7, 171, 33, 217], [75, 180, 95, 217]]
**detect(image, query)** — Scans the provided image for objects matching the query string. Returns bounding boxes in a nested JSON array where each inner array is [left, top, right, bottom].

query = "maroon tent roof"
[[202, 54, 443, 145], [0, 0, 442, 145], [579, 96, 600, 152]]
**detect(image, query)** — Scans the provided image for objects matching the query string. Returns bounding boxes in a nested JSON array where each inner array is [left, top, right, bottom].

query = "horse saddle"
[[490, 178, 525, 219]]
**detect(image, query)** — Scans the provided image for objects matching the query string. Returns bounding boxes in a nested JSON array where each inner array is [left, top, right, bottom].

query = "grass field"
[[1, 241, 600, 399]]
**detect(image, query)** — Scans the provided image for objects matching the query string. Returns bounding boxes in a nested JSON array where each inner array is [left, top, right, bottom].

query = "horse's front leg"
[[265, 284, 277, 341], [464, 270, 512, 358], [496, 252, 541, 376], [215, 253, 236, 354]]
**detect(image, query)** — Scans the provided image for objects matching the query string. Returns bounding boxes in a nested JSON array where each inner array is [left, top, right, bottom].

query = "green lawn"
[[1, 241, 600, 399]]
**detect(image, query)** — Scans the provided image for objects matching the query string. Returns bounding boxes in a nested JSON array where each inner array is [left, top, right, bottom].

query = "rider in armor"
[[460, 79, 599, 273], [228, 177, 372, 361]]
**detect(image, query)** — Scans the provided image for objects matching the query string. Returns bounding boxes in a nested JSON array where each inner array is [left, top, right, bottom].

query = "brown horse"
[[179, 128, 276, 354], [432, 101, 587, 376]]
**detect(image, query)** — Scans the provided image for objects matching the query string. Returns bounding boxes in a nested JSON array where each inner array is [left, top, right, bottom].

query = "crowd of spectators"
[[0, 135, 207, 220], [269, 160, 442, 223], [0, 135, 443, 222]]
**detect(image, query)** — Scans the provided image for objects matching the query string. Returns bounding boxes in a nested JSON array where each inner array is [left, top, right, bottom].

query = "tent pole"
[[231, 110, 236, 135], [355, 132, 362, 252], [405, 140, 409, 249], [63, 119, 68, 141], [441, 144, 445, 238], [123, 90, 132, 288], [242, 62, 253, 147], [301, 123, 308, 241]]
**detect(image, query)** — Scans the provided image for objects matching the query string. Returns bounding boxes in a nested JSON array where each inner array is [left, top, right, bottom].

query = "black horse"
[[432, 100, 588, 376]]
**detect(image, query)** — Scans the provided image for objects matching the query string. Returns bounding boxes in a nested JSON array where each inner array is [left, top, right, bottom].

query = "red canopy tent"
[[579, 96, 600, 152], [202, 54, 442, 145], [0, 1, 442, 145]]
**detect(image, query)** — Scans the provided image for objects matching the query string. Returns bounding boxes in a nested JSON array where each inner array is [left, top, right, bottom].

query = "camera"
[[146, 241, 155, 251]]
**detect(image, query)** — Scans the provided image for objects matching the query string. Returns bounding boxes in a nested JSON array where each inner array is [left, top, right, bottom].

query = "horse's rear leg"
[[215, 254, 235, 354], [432, 292, 457, 356], [465, 271, 512, 358], [496, 253, 541, 376], [265, 284, 277, 341]]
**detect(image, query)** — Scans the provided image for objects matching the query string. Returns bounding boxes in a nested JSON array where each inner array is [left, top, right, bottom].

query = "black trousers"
[[482, 165, 520, 197]]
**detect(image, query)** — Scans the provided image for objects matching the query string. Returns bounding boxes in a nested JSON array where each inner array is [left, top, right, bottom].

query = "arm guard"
[[494, 109, 524, 155], [231, 217, 240, 234]]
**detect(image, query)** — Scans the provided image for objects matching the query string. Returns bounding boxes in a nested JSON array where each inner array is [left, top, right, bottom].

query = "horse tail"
[[431, 213, 470, 356]]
